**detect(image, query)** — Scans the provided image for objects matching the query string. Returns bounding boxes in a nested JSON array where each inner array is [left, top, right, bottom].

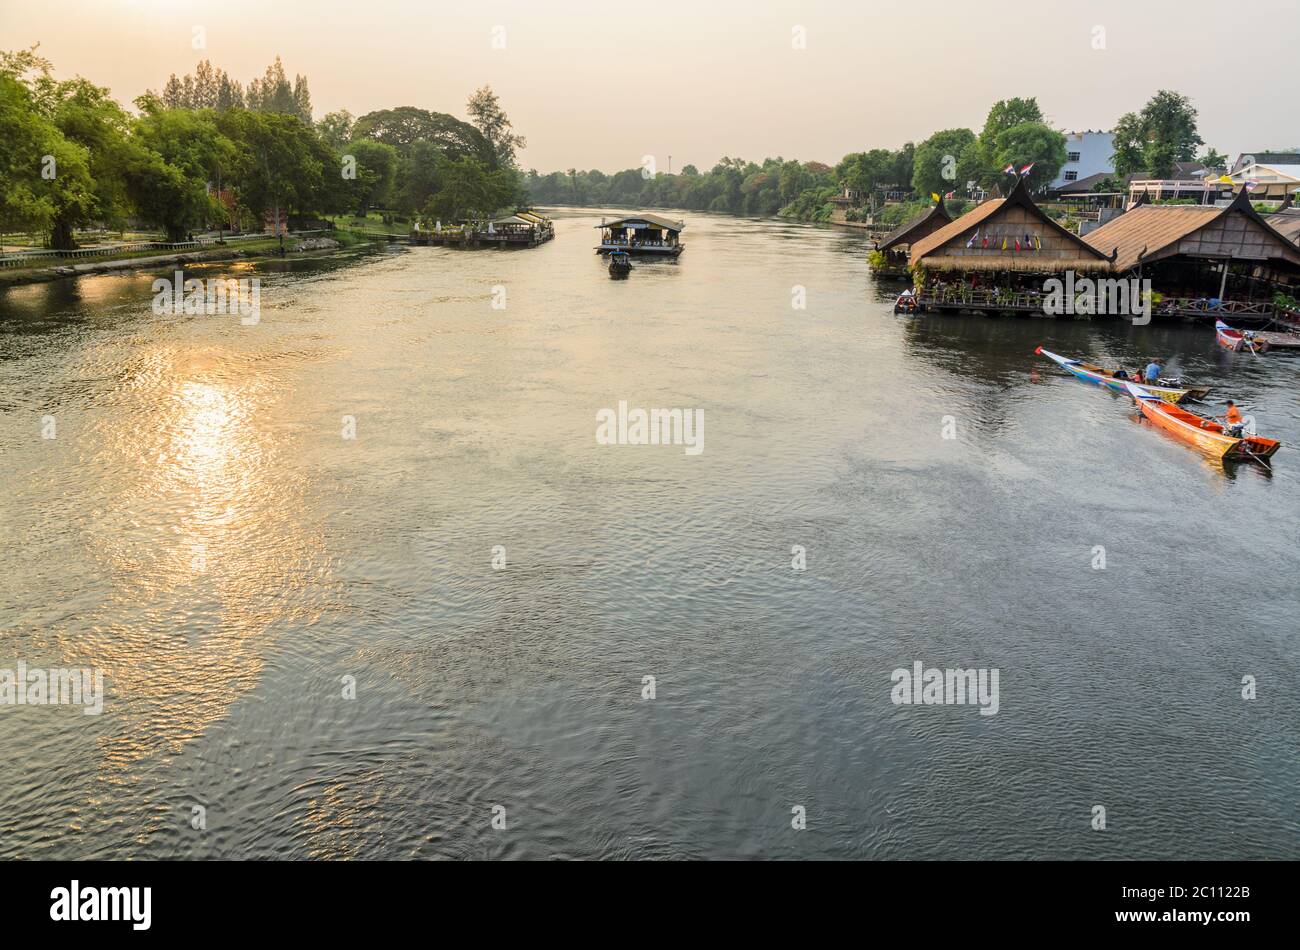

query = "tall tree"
[[1111, 90, 1203, 178], [466, 85, 526, 168]]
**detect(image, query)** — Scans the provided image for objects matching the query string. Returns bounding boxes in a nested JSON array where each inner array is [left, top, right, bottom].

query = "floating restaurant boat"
[[608, 250, 632, 278], [595, 214, 685, 257], [1215, 320, 1269, 353], [1035, 347, 1209, 403], [1125, 382, 1280, 463]]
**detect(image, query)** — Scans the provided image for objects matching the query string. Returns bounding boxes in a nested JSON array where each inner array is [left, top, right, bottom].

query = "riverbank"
[[0, 235, 352, 289]]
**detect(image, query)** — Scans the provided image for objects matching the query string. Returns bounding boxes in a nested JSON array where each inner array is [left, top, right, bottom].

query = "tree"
[[912, 128, 975, 198], [466, 85, 526, 168], [317, 109, 354, 151], [217, 109, 341, 229], [991, 122, 1067, 192], [966, 97, 1046, 188], [424, 154, 516, 220], [0, 70, 92, 238], [1111, 90, 1203, 178], [1197, 147, 1228, 171], [342, 139, 398, 214], [131, 108, 236, 240], [352, 106, 493, 165]]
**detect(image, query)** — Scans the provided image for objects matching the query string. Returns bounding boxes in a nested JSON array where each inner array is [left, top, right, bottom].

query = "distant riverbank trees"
[[0, 46, 526, 248]]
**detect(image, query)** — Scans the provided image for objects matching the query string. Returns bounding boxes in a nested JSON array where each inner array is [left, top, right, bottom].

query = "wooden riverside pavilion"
[[907, 175, 1115, 313], [869, 199, 952, 279], [595, 213, 685, 257], [1083, 186, 1300, 321]]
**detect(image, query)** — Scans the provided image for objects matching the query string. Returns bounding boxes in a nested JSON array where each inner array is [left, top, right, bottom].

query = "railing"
[[1154, 298, 1277, 317], [0, 230, 305, 268], [916, 287, 1048, 311]]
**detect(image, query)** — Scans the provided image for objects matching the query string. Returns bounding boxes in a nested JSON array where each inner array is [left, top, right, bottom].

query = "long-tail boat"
[[1215, 320, 1269, 353], [1036, 347, 1209, 404], [1125, 382, 1280, 463]]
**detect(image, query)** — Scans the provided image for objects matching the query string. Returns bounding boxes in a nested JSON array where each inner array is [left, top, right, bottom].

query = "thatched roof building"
[[1084, 187, 1300, 273], [909, 175, 1114, 274]]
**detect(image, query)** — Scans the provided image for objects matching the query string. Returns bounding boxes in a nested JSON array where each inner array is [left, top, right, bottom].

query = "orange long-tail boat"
[[1125, 382, 1280, 463]]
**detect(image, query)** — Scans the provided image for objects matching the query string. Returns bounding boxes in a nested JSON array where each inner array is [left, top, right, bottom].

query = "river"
[[1, 209, 1296, 859]]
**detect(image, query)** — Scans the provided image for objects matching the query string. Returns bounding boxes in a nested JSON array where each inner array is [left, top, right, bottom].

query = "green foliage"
[[0, 46, 525, 246], [1112, 90, 1203, 178], [990, 122, 1067, 192], [912, 128, 975, 198]]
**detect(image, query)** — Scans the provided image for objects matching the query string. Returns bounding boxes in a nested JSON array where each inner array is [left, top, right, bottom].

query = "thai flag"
[[966, 229, 979, 248], [1003, 163, 1016, 175], [1019, 162, 1035, 177], [1245, 179, 1259, 192], [944, 191, 956, 199]]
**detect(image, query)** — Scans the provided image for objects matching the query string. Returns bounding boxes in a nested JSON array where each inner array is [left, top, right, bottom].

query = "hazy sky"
[[5, 0, 1297, 171]]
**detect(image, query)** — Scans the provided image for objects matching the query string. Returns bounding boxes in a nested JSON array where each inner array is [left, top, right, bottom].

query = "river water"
[[1, 209, 1296, 859]]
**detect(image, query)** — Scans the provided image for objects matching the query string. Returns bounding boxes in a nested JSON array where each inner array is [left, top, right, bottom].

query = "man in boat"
[[1143, 359, 1163, 384], [1113, 367, 1129, 380], [1223, 400, 1246, 437]]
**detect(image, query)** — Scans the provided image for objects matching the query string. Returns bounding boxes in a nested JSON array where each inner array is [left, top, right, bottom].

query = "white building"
[[1050, 131, 1116, 190]]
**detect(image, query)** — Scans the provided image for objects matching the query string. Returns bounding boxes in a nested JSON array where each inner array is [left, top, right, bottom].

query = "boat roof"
[[596, 213, 685, 231]]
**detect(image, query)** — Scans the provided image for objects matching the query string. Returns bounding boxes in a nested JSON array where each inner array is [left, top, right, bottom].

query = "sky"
[[4, 0, 1298, 172]]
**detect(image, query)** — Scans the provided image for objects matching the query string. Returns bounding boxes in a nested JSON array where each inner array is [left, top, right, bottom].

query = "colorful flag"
[[1019, 162, 1035, 177], [1245, 180, 1259, 192], [982, 235, 989, 249], [1001, 236, 1008, 251], [944, 190, 956, 199], [931, 192, 940, 202], [1218, 175, 1233, 184], [966, 229, 979, 248], [1034, 234, 1042, 251], [1015, 238, 1021, 252], [1003, 163, 1016, 175]]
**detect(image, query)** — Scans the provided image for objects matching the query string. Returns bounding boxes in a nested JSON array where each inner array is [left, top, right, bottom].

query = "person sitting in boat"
[[1223, 400, 1246, 437], [1144, 359, 1162, 384], [1113, 368, 1129, 380]]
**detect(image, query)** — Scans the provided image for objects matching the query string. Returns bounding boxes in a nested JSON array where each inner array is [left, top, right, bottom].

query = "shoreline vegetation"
[[524, 92, 1225, 232]]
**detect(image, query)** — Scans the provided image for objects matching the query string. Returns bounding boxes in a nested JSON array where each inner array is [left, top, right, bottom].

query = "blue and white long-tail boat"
[[1036, 347, 1209, 404]]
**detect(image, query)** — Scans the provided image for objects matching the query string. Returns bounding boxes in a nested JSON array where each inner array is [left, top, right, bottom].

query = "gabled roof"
[[595, 213, 685, 231], [909, 174, 1110, 266], [875, 199, 952, 252], [1084, 187, 1300, 270], [1265, 209, 1300, 245]]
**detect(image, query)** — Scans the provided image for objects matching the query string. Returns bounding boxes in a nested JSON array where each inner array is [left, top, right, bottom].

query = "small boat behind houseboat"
[[1216, 320, 1269, 353], [608, 251, 632, 278], [1125, 382, 1279, 463], [1036, 347, 1209, 404]]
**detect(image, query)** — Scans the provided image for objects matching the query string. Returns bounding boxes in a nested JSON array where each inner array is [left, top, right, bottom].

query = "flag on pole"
[[966, 229, 979, 248], [1015, 238, 1021, 252], [1218, 175, 1233, 184], [1019, 162, 1035, 177], [931, 192, 941, 202], [1003, 163, 1016, 175], [982, 235, 989, 249], [1034, 234, 1042, 251], [1245, 179, 1259, 192], [1001, 236, 1008, 251], [944, 191, 956, 199]]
